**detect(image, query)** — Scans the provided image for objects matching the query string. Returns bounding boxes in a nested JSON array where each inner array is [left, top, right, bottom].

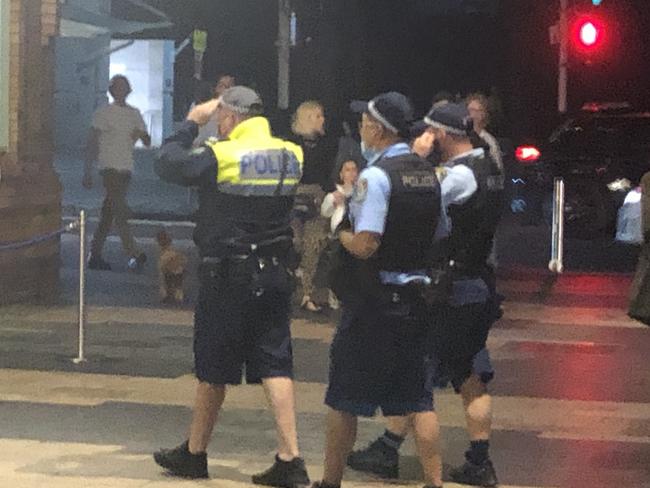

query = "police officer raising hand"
[[347, 103, 505, 488], [152, 87, 311, 488], [186, 97, 221, 127]]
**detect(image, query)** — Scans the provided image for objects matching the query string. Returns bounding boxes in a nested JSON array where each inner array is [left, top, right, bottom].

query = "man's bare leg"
[[251, 377, 310, 487], [385, 416, 410, 437], [412, 411, 443, 487], [188, 382, 226, 453], [448, 374, 498, 487], [262, 376, 300, 460], [322, 408, 357, 486], [461, 374, 492, 441]]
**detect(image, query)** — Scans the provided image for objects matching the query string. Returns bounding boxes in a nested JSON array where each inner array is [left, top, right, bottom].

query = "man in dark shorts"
[[152, 86, 310, 487], [347, 103, 505, 488], [309, 92, 444, 488]]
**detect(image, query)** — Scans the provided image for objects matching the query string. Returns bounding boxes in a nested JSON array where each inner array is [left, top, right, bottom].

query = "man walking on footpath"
[[84, 75, 150, 271], [152, 86, 310, 487]]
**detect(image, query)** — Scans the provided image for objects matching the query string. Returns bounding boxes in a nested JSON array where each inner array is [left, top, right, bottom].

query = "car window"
[[549, 116, 650, 157]]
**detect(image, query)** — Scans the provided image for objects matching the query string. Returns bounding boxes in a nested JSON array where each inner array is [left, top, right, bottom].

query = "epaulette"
[[435, 166, 448, 182]]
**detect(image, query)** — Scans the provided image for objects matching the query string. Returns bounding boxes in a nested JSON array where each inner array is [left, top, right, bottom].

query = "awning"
[[59, 0, 173, 38]]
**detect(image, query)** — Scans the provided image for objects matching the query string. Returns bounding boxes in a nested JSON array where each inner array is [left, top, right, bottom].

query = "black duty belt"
[[201, 255, 282, 266], [202, 255, 251, 264]]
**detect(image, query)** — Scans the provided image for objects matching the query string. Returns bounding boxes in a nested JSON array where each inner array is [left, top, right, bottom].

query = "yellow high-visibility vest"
[[207, 117, 303, 197]]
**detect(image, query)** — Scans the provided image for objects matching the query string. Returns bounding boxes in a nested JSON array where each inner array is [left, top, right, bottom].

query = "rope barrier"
[[0, 213, 86, 364], [0, 222, 80, 252]]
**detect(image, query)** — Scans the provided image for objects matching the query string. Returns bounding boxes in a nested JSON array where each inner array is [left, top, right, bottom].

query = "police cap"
[[350, 92, 414, 139], [424, 102, 473, 136], [220, 86, 263, 115]]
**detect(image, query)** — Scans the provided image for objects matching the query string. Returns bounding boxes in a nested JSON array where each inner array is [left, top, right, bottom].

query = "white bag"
[[616, 188, 643, 245]]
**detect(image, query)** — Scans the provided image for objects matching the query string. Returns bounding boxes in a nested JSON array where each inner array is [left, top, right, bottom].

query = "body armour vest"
[[372, 154, 441, 271], [202, 117, 304, 256], [446, 151, 505, 274]]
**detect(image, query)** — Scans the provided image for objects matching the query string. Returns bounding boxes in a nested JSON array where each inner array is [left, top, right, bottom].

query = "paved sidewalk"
[[0, 236, 649, 487]]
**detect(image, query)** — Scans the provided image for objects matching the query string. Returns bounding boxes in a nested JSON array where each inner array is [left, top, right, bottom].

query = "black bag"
[[314, 238, 339, 289], [324, 239, 363, 302]]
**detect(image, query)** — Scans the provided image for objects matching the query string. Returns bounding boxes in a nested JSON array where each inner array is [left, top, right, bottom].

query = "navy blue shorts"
[[325, 300, 433, 417], [194, 265, 293, 386], [430, 348, 494, 393], [427, 301, 495, 393]]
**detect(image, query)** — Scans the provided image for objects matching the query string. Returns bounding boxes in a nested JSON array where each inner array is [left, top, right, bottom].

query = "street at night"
[[0, 224, 648, 487], [2, 1, 650, 487]]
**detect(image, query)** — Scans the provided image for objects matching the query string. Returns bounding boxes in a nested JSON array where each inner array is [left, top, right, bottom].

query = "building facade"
[[0, 0, 62, 304]]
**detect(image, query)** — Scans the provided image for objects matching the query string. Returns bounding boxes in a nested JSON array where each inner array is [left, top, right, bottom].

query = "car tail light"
[[515, 145, 541, 164]]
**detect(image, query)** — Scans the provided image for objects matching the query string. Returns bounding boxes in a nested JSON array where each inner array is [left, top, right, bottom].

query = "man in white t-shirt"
[[83, 75, 151, 271]]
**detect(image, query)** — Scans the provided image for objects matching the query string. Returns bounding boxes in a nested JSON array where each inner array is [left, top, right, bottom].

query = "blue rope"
[[0, 223, 78, 252]]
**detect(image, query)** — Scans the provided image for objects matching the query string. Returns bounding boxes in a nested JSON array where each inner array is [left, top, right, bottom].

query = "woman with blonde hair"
[[290, 101, 338, 312]]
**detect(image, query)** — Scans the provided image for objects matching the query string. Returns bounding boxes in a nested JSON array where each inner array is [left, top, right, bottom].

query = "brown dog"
[[156, 230, 187, 304]]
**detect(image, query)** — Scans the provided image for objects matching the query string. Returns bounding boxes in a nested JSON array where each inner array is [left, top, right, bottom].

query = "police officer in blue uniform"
[[346, 103, 505, 488], [310, 92, 444, 488], [151, 86, 311, 487], [426, 102, 504, 487]]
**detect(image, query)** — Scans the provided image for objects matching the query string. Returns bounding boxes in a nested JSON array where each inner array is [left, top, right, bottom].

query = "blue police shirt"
[[350, 143, 466, 285], [349, 143, 410, 235]]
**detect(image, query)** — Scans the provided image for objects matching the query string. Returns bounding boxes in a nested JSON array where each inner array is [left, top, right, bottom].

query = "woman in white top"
[[321, 159, 360, 233], [320, 158, 360, 309]]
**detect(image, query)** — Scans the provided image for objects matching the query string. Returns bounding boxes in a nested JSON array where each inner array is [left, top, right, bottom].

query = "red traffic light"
[[579, 21, 599, 47], [572, 15, 605, 51]]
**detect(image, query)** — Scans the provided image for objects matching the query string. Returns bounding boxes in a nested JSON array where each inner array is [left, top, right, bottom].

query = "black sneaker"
[[87, 255, 111, 271], [252, 455, 310, 488], [153, 441, 208, 479], [448, 458, 498, 487], [310, 482, 340, 488], [347, 438, 399, 479]]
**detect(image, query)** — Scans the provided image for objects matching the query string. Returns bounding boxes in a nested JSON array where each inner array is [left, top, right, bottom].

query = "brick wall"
[[0, 0, 62, 305]]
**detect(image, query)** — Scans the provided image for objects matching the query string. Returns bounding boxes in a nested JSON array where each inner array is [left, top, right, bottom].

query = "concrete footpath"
[[0, 232, 649, 487]]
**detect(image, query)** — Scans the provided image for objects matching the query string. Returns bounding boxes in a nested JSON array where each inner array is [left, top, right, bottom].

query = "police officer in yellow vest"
[[153, 86, 311, 487]]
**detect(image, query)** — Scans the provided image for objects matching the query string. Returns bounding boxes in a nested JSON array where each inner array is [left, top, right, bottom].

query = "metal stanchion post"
[[73, 210, 87, 364], [549, 178, 565, 273]]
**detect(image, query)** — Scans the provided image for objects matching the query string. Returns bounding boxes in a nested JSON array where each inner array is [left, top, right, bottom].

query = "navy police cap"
[[424, 102, 473, 136], [351, 91, 414, 138]]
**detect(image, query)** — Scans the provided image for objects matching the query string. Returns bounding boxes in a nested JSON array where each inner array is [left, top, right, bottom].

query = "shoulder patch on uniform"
[[353, 178, 368, 202], [191, 147, 207, 156]]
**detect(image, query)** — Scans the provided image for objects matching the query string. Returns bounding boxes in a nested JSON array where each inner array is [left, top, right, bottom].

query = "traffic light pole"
[[558, 0, 569, 113], [277, 0, 291, 110]]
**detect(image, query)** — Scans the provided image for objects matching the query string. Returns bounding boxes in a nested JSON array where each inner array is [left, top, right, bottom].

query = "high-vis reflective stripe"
[[207, 117, 303, 197]]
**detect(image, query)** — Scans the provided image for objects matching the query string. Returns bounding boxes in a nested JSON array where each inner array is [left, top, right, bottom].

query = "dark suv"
[[509, 104, 650, 238]]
